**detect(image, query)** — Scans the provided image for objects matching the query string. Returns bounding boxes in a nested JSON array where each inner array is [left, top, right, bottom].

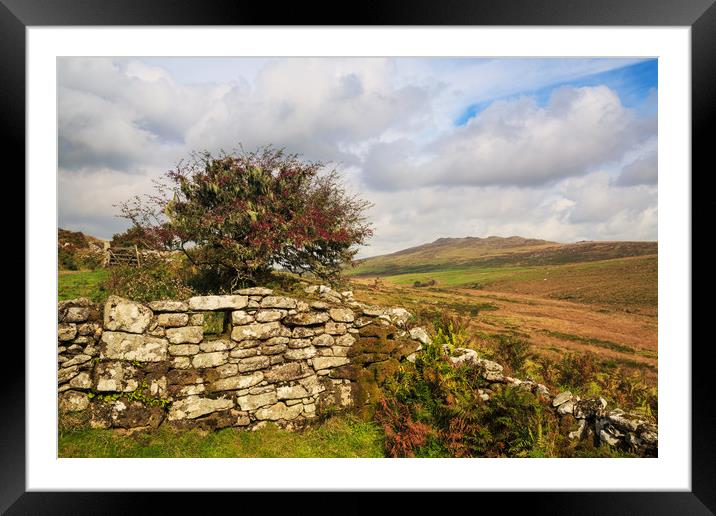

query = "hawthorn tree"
[[117, 146, 373, 289]]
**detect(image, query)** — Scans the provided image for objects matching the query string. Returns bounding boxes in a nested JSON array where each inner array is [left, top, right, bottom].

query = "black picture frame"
[[6, 0, 710, 513]]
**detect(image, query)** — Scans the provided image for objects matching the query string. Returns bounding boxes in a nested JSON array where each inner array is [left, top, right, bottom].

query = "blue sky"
[[454, 59, 657, 125], [58, 57, 657, 257]]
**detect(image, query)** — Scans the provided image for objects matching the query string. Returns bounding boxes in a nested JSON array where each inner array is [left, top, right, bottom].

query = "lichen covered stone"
[[101, 332, 168, 362], [103, 296, 153, 334], [188, 295, 248, 311]]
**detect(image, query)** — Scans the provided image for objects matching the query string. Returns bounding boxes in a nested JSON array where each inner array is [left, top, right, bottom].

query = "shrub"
[[58, 228, 89, 248], [117, 145, 374, 289], [58, 246, 104, 271], [489, 334, 532, 374], [555, 352, 599, 391], [374, 397, 435, 457], [596, 368, 657, 418], [376, 323, 567, 458], [431, 313, 473, 350], [536, 357, 558, 386], [59, 247, 79, 270], [74, 248, 104, 270], [374, 310, 647, 457], [412, 279, 436, 288], [472, 385, 553, 457], [58, 228, 105, 271], [535, 354, 657, 419], [102, 255, 195, 302], [110, 226, 156, 249]]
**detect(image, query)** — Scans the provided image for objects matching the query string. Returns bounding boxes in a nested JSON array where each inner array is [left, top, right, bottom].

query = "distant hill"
[[58, 228, 108, 270], [349, 236, 657, 276], [58, 228, 108, 251]]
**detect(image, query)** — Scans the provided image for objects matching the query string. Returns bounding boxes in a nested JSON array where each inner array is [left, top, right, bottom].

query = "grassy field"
[[58, 269, 108, 302], [351, 237, 657, 276], [360, 255, 657, 312], [59, 416, 384, 458], [347, 236, 657, 383], [57, 236, 657, 455], [348, 272, 658, 383]]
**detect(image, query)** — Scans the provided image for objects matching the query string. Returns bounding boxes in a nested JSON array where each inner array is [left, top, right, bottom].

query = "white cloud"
[[57, 57, 658, 250], [358, 172, 657, 257], [616, 149, 658, 186], [58, 58, 224, 164], [183, 58, 434, 165], [58, 163, 175, 241], [58, 87, 160, 171], [362, 85, 655, 190]]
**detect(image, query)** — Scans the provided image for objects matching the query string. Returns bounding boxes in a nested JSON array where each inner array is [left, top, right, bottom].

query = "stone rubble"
[[439, 344, 656, 456]]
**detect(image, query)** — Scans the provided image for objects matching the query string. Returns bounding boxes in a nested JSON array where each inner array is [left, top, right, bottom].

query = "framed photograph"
[[7, 0, 711, 512]]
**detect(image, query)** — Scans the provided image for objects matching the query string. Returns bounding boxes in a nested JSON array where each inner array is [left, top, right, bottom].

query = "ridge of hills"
[[350, 236, 657, 276]]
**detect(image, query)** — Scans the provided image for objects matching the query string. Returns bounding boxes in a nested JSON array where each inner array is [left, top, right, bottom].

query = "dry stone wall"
[[58, 285, 657, 456], [445, 346, 658, 457], [58, 285, 423, 432]]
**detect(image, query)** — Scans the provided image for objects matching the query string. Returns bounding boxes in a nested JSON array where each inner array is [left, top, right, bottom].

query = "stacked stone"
[[164, 287, 360, 430], [438, 345, 658, 456], [57, 298, 102, 413], [552, 391, 658, 456], [57, 285, 429, 432], [327, 317, 424, 419], [443, 346, 551, 399]]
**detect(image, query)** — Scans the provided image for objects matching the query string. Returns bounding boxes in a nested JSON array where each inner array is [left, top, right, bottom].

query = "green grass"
[[376, 258, 642, 288], [350, 239, 657, 277], [385, 267, 538, 287], [58, 415, 385, 458], [365, 265, 535, 287], [418, 297, 499, 316], [377, 261, 605, 288], [542, 329, 636, 355], [359, 255, 657, 310], [542, 329, 657, 361], [602, 357, 658, 372], [58, 269, 108, 302], [477, 294, 539, 305]]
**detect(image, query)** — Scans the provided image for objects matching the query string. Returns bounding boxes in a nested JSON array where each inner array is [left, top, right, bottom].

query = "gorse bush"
[[58, 247, 104, 271], [75, 248, 104, 270], [103, 255, 195, 302]]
